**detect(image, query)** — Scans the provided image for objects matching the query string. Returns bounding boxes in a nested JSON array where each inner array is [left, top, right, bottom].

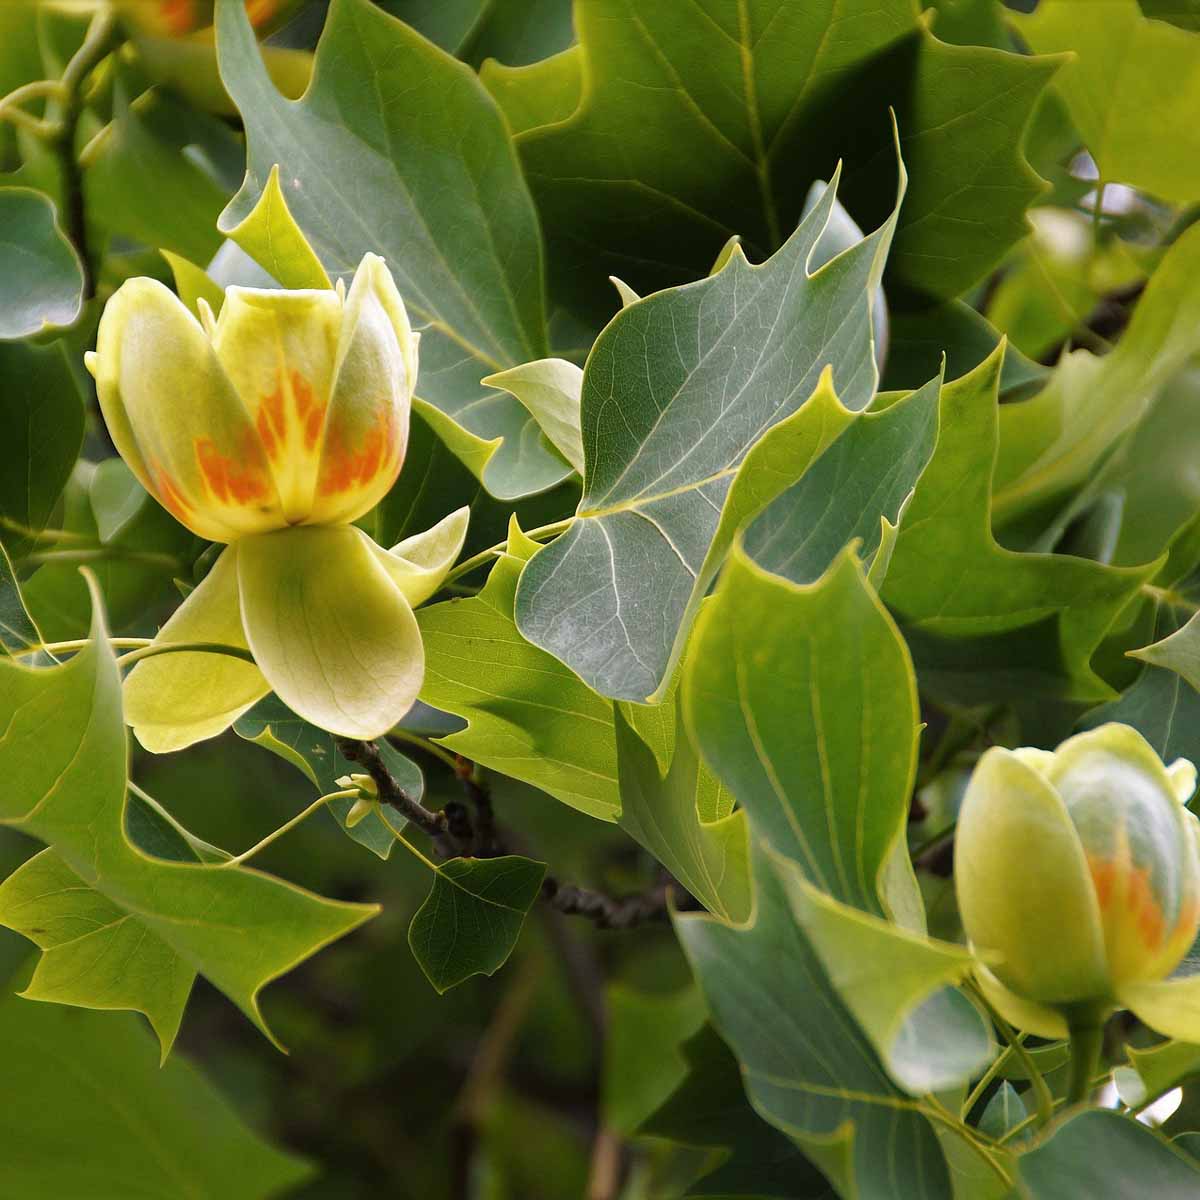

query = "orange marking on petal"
[[196, 437, 270, 506], [255, 407, 279, 461], [246, 0, 282, 29], [160, 0, 197, 35], [151, 464, 194, 524], [316, 405, 400, 497], [292, 370, 313, 419]]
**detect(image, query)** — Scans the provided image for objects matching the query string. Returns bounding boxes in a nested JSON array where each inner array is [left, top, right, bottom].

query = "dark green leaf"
[[0, 188, 83, 339], [408, 854, 545, 992]]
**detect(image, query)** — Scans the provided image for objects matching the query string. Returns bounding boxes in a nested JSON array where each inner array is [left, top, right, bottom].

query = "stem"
[[15, 636, 151, 659], [219, 789, 358, 868], [388, 728, 460, 772], [442, 518, 574, 586], [970, 983, 1055, 1131], [961, 1034, 1025, 1119], [115, 641, 256, 668], [20, 547, 181, 571], [1066, 1022, 1105, 1107]]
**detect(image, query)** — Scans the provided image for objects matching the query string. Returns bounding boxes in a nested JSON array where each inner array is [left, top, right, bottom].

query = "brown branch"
[[540, 877, 673, 930]]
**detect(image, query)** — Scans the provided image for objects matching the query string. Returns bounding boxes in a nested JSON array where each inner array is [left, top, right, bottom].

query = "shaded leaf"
[[977, 1082, 1025, 1140], [0, 971, 311, 1198], [487, 0, 1056, 321], [882, 348, 1154, 712], [1017, 1109, 1200, 1198], [0, 188, 83, 339], [409, 854, 545, 992]]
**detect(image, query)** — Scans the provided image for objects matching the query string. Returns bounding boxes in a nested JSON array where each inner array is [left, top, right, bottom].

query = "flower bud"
[[115, 0, 297, 39], [955, 724, 1200, 1032], [85, 253, 417, 543]]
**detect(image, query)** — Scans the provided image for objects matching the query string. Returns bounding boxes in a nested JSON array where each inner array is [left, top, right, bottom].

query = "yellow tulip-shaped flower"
[[956, 724, 1200, 1041], [86, 254, 468, 749]]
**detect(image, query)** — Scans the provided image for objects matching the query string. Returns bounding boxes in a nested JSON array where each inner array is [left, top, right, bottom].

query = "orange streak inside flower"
[[317, 406, 399, 497], [255, 370, 325, 463], [196, 433, 271, 506], [246, 0, 283, 28], [1089, 853, 1166, 951], [150, 462, 194, 524]]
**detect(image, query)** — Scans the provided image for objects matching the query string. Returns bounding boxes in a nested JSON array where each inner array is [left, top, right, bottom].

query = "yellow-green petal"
[[237, 525, 423, 738], [372, 507, 470, 609], [1121, 974, 1200, 1043], [310, 254, 415, 526], [90, 277, 284, 541], [211, 283, 342, 523], [972, 963, 1069, 1040], [956, 746, 1110, 1007], [124, 544, 269, 752]]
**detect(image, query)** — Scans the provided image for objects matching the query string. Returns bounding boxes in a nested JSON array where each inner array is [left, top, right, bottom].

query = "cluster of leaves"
[[7, 0, 1200, 1196]]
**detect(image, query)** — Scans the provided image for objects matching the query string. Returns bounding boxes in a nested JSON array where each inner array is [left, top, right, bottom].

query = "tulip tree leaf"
[[482, 358, 584, 474], [408, 855, 546, 993], [215, 0, 571, 500], [993, 223, 1200, 524], [882, 348, 1156, 711], [1017, 1110, 1200, 1198], [0, 335, 87, 561], [486, 0, 1057, 321], [0, 188, 84, 340], [1017, 0, 1200, 207], [234, 694, 422, 860], [514, 165, 901, 702], [379, 0, 574, 68], [0, 541, 46, 656], [0, 975, 312, 1198], [614, 702, 750, 924], [0, 582, 377, 1055]]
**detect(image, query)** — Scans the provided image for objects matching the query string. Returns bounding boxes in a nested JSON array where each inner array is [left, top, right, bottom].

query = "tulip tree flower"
[[85, 253, 468, 750], [956, 723, 1200, 1101]]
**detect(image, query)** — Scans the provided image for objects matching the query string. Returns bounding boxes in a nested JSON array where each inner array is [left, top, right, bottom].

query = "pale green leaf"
[[1017, 0, 1200, 206], [0, 580, 377, 1052], [977, 1082, 1025, 1140], [515, 163, 901, 702], [482, 358, 584, 474], [615, 701, 750, 924]]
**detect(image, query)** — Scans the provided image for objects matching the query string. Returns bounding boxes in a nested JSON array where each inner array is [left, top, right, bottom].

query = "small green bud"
[[345, 796, 377, 829], [955, 724, 1200, 1033], [336, 773, 379, 799]]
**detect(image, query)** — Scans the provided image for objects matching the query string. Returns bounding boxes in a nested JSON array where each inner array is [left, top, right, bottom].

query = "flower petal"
[[1122, 974, 1200, 1043], [89, 277, 284, 541], [956, 746, 1110, 1007], [973, 963, 1069, 1040], [372, 506, 470, 609], [237, 525, 423, 738], [124, 544, 270, 751], [310, 254, 415, 526], [211, 284, 342, 523]]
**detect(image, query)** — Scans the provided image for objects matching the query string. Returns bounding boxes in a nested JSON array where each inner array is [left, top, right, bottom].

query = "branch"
[[335, 737, 459, 859], [540, 876, 673, 930]]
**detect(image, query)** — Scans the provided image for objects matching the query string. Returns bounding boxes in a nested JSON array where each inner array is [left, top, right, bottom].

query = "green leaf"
[[1017, 0, 1200, 206], [234, 693, 422, 860], [83, 87, 238, 266], [882, 347, 1154, 711], [408, 854, 545, 992], [488, 0, 1056, 321], [602, 983, 706, 1136], [685, 546, 918, 919], [994, 223, 1200, 524], [1115, 1039, 1200, 1110], [379, 0, 574, 67], [1017, 1109, 1200, 1198], [741, 375, 939, 586], [0, 972, 312, 1198], [515, 164, 900, 702], [216, 0, 568, 500], [976, 1082, 1025, 1140], [417, 520, 624, 822], [675, 847, 956, 1200], [0, 188, 83, 339], [482, 357, 583, 474], [641, 1024, 835, 1199], [0, 540, 47, 656], [1130, 609, 1200, 694], [615, 700, 750, 924], [0, 579, 377, 1053], [768, 852, 989, 1095], [0, 335, 85, 559]]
